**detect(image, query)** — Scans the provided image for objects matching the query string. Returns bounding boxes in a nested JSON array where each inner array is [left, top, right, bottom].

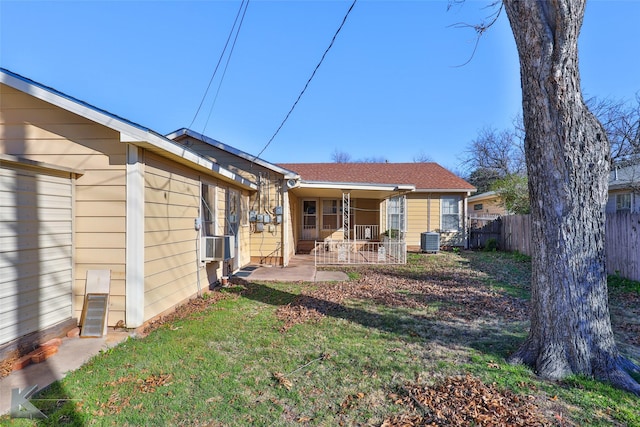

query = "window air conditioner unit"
[[201, 236, 224, 262], [420, 232, 440, 253]]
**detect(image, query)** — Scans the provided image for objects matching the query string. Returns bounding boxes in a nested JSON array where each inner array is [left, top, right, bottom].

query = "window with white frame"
[[227, 189, 240, 236], [322, 199, 341, 230], [616, 193, 631, 212], [201, 183, 217, 236], [441, 196, 461, 231], [240, 193, 249, 226], [386, 196, 405, 237]]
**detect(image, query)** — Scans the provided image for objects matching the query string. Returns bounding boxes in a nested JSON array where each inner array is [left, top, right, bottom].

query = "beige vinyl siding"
[[174, 136, 261, 183], [74, 165, 126, 325], [216, 184, 227, 235], [175, 135, 286, 264], [0, 165, 74, 346], [1, 83, 127, 326], [144, 153, 202, 320], [469, 194, 505, 216], [387, 193, 466, 248], [479, 199, 504, 216], [249, 175, 286, 264], [403, 194, 440, 246]]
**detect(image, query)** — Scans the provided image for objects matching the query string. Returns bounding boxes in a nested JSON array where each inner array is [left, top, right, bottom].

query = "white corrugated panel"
[[0, 166, 73, 346]]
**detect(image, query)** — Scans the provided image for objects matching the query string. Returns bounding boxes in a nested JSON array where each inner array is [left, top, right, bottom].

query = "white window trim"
[[201, 182, 218, 237], [227, 188, 240, 236], [440, 195, 462, 232], [615, 193, 632, 212], [321, 198, 342, 230]]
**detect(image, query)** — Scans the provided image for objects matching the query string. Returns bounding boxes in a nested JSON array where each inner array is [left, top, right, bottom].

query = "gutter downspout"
[[427, 193, 431, 231], [463, 192, 470, 249]]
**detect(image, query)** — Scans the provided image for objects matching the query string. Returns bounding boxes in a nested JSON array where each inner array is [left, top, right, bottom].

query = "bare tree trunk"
[[502, 0, 639, 395]]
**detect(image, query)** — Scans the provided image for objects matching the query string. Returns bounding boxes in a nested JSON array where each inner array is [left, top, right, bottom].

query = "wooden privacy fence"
[[605, 213, 640, 281], [500, 215, 533, 256], [469, 213, 640, 282]]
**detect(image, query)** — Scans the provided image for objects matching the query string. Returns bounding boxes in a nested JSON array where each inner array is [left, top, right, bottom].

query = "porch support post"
[[282, 186, 290, 267], [342, 192, 350, 241]]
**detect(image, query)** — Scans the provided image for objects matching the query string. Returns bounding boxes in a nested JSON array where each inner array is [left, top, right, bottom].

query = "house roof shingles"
[[277, 162, 476, 191]]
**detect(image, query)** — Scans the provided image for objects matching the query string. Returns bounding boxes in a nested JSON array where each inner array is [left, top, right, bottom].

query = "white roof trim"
[[467, 191, 496, 201], [166, 128, 300, 180], [1, 68, 257, 191], [299, 181, 416, 192], [0, 154, 85, 176], [414, 188, 476, 194]]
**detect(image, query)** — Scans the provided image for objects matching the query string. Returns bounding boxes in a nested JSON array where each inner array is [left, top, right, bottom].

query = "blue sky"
[[1, 1, 638, 172]]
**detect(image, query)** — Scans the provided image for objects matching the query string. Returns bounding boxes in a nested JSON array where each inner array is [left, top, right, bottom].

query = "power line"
[[202, 0, 250, 135], [252, 0, 358, 162], [189, 0, 250, 130]]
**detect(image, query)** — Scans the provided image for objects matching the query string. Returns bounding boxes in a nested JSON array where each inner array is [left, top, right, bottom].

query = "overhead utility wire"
[[252, 0, 358, 162], [189, 0, 250, 130], [202, 0, 250, 135]]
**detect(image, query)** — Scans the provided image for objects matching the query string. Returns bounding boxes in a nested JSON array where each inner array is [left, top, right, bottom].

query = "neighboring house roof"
[[609, 163, 640, 191], [0, 68, 257, 191], [277, 162, 476, 193], [166, 128, 300, 180], [467, 191, 498, 202]]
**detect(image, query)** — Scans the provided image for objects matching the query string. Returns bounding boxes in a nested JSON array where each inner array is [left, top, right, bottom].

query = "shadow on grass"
[[230, 279, 527, 362]]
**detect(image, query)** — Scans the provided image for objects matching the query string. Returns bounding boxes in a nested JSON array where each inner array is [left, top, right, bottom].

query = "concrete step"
[[296, 241, 317, 254]]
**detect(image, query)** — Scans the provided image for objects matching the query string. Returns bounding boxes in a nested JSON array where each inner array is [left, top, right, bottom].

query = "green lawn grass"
[[3, 251, 638, 426]]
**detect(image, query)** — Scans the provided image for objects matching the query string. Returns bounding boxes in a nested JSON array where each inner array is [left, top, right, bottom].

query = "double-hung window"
[[201, 183, 217, 236], [322, 199, 341, 230], [616, 193, 631, 212], [386, 196, 405, 238], [441, 196, 461, 231]]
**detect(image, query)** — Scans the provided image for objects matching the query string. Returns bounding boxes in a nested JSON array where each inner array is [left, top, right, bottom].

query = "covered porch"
[[289, 183, 413, 265]]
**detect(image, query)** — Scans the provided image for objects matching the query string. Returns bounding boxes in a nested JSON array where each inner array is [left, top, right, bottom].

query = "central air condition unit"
[[420, 232, 440, 253], [201, 236, 224, 262]]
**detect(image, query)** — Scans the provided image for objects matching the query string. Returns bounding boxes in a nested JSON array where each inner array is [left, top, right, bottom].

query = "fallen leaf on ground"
[[273, 372, 293, 390]]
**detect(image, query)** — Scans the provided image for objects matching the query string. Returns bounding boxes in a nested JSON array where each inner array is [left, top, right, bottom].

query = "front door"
[[302, 200, 317, 240]]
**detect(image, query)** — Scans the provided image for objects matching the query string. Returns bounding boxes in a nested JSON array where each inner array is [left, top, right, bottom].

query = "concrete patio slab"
[[0, 331, 131, 416], [234, 255, 349, 283]]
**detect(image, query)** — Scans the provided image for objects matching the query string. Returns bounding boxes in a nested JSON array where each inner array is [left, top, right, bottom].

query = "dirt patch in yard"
[[274, 268, 529, 332]]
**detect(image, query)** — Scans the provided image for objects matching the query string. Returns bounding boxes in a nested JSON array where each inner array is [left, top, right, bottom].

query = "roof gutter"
[[300, 181, 416, 192], [414, 188, 476, 195]]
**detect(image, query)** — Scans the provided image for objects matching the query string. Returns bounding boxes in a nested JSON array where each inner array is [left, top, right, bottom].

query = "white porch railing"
[[353, 224, 380, 241], [314, 239, 406, 265]]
